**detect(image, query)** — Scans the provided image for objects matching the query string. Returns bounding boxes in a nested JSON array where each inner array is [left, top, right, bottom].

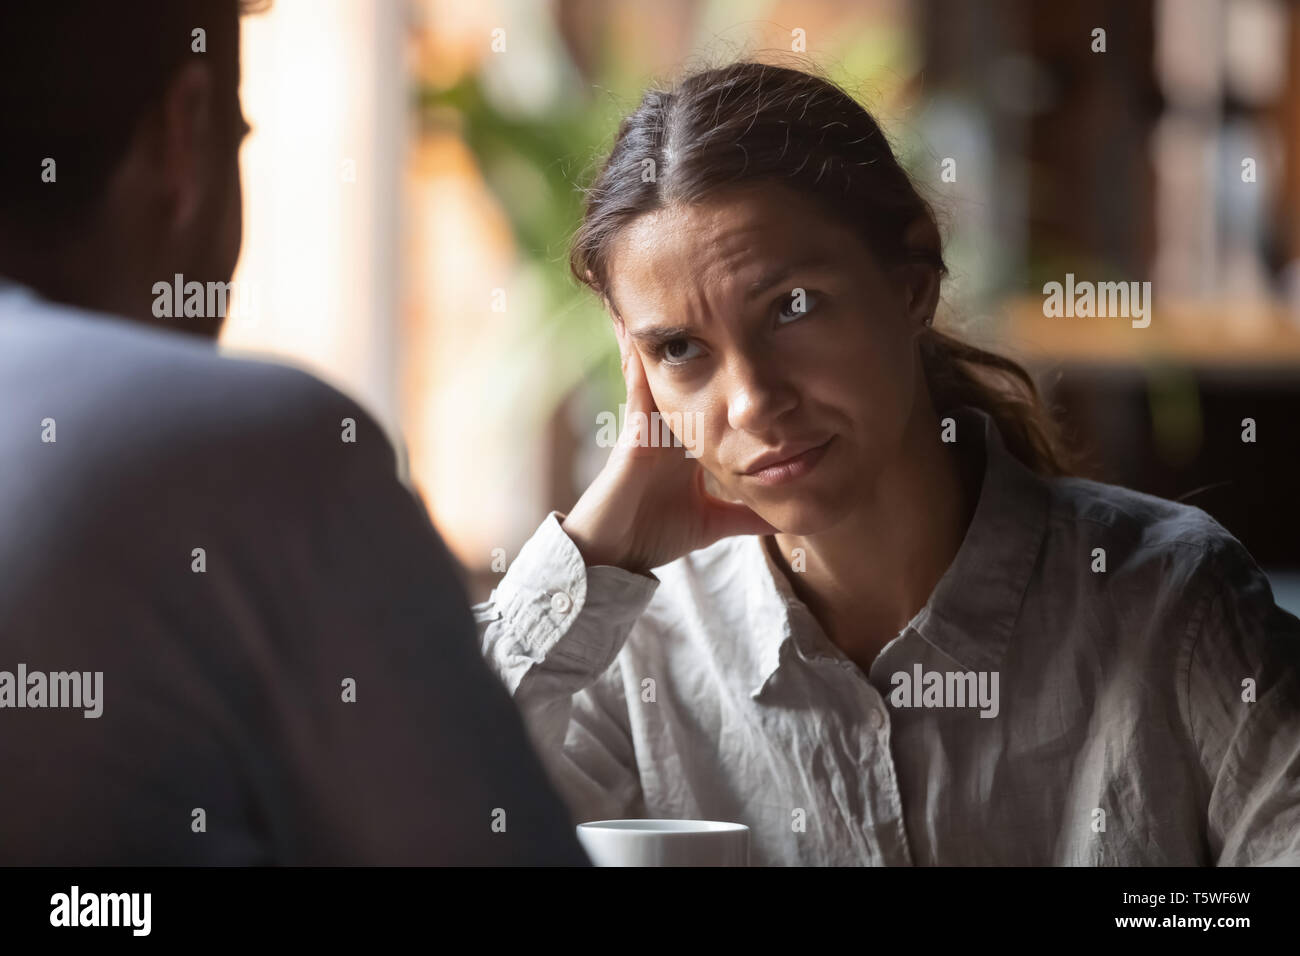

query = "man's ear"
[[157, 61, 216, 234]]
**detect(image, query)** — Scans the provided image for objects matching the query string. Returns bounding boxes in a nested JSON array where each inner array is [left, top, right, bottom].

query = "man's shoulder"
[[0, 290, 396, 475], [2, 293, 360, 418]]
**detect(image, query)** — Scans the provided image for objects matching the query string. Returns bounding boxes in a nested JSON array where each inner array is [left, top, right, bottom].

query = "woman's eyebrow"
[[621, 254, 835, 344], [628, 324, 694, 345], [744, 254, 834, 302]]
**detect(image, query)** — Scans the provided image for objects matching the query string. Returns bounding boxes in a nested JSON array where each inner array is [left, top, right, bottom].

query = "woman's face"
[[605, 181, 934, 535]]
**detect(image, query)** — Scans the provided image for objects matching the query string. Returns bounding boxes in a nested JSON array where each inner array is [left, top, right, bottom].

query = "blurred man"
[[0, 0, 589, 865]]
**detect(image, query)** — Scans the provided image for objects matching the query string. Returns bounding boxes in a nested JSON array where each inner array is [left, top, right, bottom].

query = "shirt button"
[[550, 591, 573, 614], [868, 708, 884, 730]]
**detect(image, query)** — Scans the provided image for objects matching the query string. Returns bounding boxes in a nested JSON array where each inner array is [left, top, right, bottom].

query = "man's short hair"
[[0, 1, 265, 240]]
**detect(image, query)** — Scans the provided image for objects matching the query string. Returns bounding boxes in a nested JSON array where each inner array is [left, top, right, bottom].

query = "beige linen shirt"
[[475, 404, 1300, 865]]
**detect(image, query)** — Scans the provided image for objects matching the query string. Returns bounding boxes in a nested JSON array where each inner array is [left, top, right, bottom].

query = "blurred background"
[[223, 0, 1300, 610]]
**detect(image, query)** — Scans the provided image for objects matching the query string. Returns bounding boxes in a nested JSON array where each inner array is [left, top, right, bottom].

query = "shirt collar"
[[741, 403, 1050, 698]]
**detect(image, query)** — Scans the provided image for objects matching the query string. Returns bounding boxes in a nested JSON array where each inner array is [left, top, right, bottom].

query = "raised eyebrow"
[[744, 255, 834, 302]]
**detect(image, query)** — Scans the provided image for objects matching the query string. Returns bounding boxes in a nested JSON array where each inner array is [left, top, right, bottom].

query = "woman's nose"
[[725, 356, 799, 433]]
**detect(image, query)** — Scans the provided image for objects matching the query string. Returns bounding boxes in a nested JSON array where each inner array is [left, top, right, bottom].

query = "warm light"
[[223, 0, 405, 437]]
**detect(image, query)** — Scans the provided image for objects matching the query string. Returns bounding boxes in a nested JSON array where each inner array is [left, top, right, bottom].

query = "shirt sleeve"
[[1183, 539, 1300, 866], [476, 511, 659, 825]]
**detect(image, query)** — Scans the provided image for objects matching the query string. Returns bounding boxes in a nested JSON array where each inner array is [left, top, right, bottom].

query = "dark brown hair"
[[570, 60, 1075, 478]]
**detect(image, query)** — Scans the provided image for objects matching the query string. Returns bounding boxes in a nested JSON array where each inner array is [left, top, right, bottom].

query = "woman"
[[475, 62, 1300, 866]]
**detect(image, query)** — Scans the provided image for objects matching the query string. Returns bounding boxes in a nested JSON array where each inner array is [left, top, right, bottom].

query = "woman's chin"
[[750, 496, 854, 537], [731, 459, 856, 533]]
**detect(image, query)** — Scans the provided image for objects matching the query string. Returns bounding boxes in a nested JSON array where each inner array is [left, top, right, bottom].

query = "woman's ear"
[[902, 261, 940, 331], [900, 217, 942, 331]]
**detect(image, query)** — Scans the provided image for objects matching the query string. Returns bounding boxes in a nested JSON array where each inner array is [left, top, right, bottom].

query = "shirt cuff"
[[489, 511, 660, 667]]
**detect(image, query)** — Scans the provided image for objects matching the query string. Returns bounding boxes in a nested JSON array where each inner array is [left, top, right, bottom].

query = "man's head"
[[0, 1, 264, 338]]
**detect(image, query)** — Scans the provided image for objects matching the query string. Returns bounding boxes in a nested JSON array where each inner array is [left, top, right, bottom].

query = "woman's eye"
[[776, 289, 819, 324], [655, 337, 704, 365]]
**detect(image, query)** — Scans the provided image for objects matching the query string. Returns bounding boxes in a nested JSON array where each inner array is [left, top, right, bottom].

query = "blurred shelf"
[[993, 296, 1300, 368]]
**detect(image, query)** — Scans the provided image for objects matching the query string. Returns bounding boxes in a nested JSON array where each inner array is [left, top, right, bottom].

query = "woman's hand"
[[561, 326, 778, 574]]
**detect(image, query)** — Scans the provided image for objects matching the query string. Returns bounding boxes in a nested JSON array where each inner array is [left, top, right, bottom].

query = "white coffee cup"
[[576, 819, 749, 866]]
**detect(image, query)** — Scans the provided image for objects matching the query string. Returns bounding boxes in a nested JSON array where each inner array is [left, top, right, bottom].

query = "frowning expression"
[[605, 181, 931, 534]]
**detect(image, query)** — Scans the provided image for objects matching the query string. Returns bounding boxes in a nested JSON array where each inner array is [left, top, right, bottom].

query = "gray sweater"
[[0, 279, 589, 865]]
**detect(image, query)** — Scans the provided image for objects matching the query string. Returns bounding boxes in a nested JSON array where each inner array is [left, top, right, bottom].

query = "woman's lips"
[[744, 437, 833, 486]]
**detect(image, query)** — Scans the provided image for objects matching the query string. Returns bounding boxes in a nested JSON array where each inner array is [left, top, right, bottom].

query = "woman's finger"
[[617, 343, 660, 450], [625, 342, 655, 409]]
